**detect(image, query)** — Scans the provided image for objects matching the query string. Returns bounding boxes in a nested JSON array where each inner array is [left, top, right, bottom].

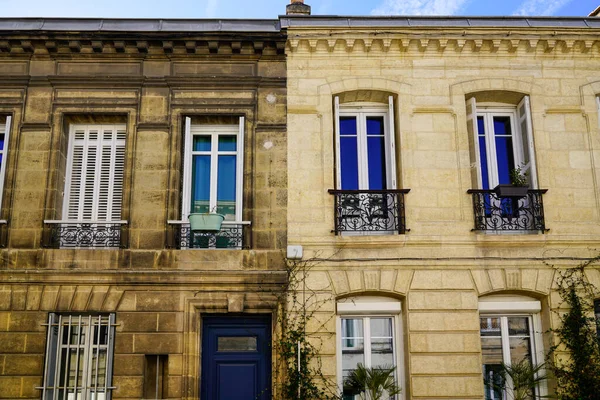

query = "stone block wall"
[[285, 22, 600, 399], [0, 26, 287, 399]]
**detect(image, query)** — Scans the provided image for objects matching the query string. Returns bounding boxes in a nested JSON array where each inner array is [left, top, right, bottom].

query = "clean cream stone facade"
[[282, 15, 600, 399]]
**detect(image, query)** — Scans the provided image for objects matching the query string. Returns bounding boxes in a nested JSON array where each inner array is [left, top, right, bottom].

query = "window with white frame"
[[334, 97, 397, 191], [0, 115, 12, 214], [479, 295, 546, 400], [181, 117, 244, 221], [63, 124, 126, 222], [337, 296, 403, 400], [41, 313, 116, 400], [467, 96, 538, 190]]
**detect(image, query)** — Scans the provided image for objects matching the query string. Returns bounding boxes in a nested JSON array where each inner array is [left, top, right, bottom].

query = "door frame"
[[199, 314, 272, 400]]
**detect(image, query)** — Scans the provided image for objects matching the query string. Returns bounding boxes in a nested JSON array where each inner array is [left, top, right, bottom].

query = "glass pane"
[[63, 324, 85, 345], [218, 135, 237, 152], [371, 318, 393, 338], [0, 133, 4, 150], [90, 350, 107, 386], [93, 323, 108, 345], [480, 317, 501, 336], [509, 336, 532, 365], [218, 336, 257, 352], [340, 136, 359, 190], [371, 318, 394, 367], [60, 349, 85, 388], [481, 337, 504, 366], [366, 116, 384, 136], [342, 318, 364, 340], [493, 116, 512, 136], [495, 136, 515, 185], [341, 318, 365, 386], [508, 317, 530, 336], [191, 155, 210, 213], [367, 137, 386, 190], [340, 117, 357, 135], [483, 363, 504, 400], [193, 136, 211, 151], [217, 155, 236, 219]]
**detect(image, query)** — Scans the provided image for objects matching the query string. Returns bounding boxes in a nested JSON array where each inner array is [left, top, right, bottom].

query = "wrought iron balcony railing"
[[467, 189, 548, 232], [42, 220, 128, 249], [328, 189, 410, 235], [166, 221, 250, 250]]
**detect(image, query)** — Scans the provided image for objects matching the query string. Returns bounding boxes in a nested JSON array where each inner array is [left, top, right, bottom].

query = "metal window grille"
[[40, 314, 116, 400]]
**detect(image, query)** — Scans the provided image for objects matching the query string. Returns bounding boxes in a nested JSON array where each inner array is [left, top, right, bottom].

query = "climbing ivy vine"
[[274, 254, 340, 400], [548, 257, 600, 400]]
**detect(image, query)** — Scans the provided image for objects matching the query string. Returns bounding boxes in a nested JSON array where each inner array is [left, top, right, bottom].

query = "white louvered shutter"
[[387, 96, 398, 189], [64, 125, 126, 221], [0, 116, 12, 211], [466, 97, 482, 188], [334, 96, 342, 190], [517, 96, 538, 188], [181, 117, 192, 219]]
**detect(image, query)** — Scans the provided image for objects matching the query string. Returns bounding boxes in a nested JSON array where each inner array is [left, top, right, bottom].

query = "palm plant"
[[490, 359, 546, 400], [343, 363, 401, 400]]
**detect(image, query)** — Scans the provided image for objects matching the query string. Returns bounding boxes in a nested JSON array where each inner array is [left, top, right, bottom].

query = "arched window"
[[479, 294, 546, 400], [337, 296, 404, 400], [467, 93, 537, 190]]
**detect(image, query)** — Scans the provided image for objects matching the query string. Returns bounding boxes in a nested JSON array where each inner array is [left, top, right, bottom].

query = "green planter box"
[[189, 213, 225, 232]]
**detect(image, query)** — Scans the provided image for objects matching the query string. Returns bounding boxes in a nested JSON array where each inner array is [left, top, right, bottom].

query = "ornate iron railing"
[[328, 189, 410, 235], [166, 221, 250, 250], [467, 189, 548, 232], [42, 220, 128, 248]]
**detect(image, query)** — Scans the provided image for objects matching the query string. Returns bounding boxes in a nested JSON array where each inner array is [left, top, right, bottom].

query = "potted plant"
[[343, 364, 401, 400], [188, 211, 224, 232], [487, 359, 546, 400], [493, 166, 529, 198]]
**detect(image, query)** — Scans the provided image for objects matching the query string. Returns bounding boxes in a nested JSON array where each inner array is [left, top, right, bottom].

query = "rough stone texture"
[[0, 27, 286, 400]]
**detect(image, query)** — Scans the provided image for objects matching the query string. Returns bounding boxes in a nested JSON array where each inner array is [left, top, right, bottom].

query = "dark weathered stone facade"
[[0, 19, 287, 399]]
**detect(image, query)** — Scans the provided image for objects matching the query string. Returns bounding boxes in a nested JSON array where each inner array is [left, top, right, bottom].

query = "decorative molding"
[[0, 38, 286, 57], [544, 106, 584, 114], [255, 123, 286, 132], [286, 37, 600, 55], [136, 122, 171, 131], [20, 122, 51, 131]]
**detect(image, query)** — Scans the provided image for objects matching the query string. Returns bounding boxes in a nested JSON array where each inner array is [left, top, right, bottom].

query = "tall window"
[[334, 97, 397, 191], [467, 96, 537, 190], [0, 115, 12, 213], [63, 124, 126, 222], [181, 117, 245, 222], [41, 314, 116, 400], [479, 296, 546, 400], [337, 296, 403, 400]]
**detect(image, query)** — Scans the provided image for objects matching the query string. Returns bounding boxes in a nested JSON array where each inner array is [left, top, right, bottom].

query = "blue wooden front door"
[[201, 315, 271, 400]]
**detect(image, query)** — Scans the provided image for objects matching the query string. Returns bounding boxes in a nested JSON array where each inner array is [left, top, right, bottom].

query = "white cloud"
[[205, 0, 218, 17], [371, 0, 469, 16], [512, 0, 572, 16]]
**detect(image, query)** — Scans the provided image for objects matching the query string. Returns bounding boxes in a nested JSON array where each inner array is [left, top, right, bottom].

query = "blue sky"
[[0, 0, 597, 18]]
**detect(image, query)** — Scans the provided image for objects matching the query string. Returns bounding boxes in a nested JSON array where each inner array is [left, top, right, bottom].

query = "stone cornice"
[[0, 37, 286, 57], [286, 35, 600, 55]]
